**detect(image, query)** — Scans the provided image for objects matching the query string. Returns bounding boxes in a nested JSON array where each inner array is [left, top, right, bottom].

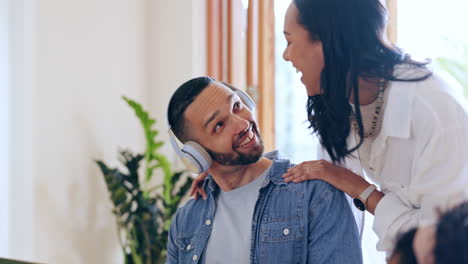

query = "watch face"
[[353, 198, 366, 211]]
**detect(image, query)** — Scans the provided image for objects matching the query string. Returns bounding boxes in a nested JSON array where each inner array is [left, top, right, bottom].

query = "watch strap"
[[359, 184, 377, 202]]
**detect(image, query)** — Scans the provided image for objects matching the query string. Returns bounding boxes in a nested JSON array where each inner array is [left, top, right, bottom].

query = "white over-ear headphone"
[[168, 82, 256, 174]]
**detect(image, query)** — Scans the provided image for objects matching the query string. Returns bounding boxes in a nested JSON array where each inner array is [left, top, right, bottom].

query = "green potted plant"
[[96, 96, 193, 264]]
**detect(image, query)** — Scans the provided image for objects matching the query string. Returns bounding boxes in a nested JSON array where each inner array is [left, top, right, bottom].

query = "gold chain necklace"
[[351, 82, 386, 138]]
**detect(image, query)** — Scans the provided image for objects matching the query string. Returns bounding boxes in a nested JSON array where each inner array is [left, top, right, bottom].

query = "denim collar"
[[202, 150, 292, 193]]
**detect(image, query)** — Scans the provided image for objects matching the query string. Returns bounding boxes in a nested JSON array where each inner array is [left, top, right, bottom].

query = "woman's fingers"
[[193, 188, 207, 200], [293, 175, 311, 183], [283, 170, 307, 182], [189, 171, 209, 200], [282, 161, 323, 183], [189, 171, 208, 195], [282, 163, 304, 178], [283, 169, 301, 182], [189, 178, 199, 196], [199, 186, 208, 200]]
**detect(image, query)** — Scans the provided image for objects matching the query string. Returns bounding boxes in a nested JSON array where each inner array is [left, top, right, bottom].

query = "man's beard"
[[205, 124, 264, 166]]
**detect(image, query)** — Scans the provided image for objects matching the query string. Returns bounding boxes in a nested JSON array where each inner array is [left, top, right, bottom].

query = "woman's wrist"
[[338, 168, 384, 214], [340, 168, 370, 198], [366, 189, 384, 215]]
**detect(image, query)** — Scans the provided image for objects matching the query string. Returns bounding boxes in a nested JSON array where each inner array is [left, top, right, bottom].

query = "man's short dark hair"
[[167, 76, 215, 141]]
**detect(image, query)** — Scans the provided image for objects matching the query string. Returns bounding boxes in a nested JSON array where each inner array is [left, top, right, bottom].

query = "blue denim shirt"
[[167, 151, 362, 264]]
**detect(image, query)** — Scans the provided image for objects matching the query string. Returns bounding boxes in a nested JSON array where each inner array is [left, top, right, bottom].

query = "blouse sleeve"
[[373, 92, 468, 252]]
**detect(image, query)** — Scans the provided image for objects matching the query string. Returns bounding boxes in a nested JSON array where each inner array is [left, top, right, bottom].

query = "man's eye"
[[214, 122, 224, 133], [234, 102, 242, 110]]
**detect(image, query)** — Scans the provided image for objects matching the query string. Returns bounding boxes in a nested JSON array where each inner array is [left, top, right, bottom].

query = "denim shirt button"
[[205, 219, 212, 226], [186, 244, 192, 250], [283, 228, 290, 235], [193, 255, 198, 261]]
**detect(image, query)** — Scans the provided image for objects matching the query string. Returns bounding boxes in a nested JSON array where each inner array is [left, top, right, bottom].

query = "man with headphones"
[[166, 77, 362, 264]]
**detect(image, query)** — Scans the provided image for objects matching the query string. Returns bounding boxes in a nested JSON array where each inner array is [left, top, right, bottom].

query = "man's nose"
[[232, 115, 250, 135]]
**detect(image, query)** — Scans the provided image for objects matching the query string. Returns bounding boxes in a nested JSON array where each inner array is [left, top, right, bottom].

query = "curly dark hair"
[[434, 202, 468, 264], [391, 202, 468, 264], [392, 227, 418, 264]]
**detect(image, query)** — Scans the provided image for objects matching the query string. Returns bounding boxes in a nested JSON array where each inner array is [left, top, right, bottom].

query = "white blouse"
[[318, 65, 468, 253]]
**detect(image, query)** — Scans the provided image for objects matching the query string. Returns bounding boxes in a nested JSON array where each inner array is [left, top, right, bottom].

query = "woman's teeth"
[[238, 130, 254, 147]]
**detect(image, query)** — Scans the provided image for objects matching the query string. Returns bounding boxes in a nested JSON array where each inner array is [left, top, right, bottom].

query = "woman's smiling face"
[[282, 1, 324, 96]]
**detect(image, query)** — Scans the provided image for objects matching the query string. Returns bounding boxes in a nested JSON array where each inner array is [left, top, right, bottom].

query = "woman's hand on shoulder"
[[282, 159, 342, 183], [189, 171, 209, 200], [282, 159, 367, 198]]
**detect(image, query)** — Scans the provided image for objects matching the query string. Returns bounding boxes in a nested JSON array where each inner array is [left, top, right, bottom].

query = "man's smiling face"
[[184, 82, 264, 166]]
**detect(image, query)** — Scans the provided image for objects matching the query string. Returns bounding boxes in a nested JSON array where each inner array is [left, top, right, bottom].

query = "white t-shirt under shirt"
[[204, 165, 271, 264], [351, 85, 390, 179]]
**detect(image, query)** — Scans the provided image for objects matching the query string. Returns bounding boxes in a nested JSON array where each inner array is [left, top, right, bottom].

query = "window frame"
[[207, 0, 276, 151]]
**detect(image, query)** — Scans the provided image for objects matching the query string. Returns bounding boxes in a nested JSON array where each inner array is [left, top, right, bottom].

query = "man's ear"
[[173, 119, 212, 174]]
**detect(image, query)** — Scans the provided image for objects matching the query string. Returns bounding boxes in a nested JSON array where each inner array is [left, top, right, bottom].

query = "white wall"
[[10, 0, 35, 260], [148, 0, 207, 167], [0, 0, 11, 256], [8, 0, 206, 263]]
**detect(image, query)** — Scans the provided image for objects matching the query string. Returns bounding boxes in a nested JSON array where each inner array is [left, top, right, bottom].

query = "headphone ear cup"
[[235, 90, 256, 112], [181, 141, 212, 173]]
